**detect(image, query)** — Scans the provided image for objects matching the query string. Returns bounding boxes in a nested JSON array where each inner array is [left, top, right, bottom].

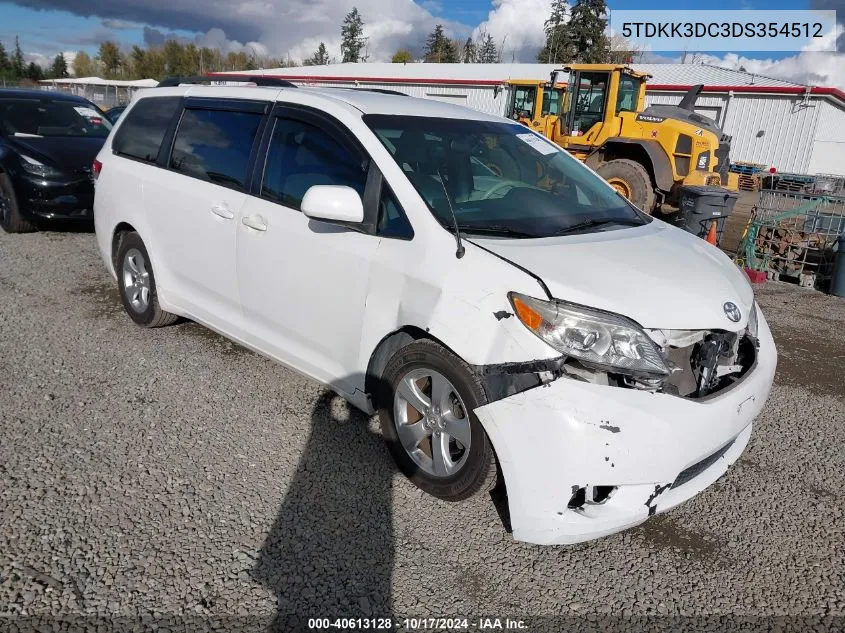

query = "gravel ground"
[[1, 229, 843, 632]]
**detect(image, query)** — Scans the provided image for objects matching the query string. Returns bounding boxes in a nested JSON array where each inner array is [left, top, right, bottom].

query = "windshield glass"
[[0, 98, 112, 138], [364, 114, 648, 239], [616, 74, 642, 114]]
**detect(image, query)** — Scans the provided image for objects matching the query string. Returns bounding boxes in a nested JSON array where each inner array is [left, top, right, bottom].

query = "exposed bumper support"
[[474, 312, 776, 545]]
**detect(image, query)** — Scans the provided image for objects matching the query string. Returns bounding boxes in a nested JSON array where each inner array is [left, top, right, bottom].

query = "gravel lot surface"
[[1, 229, 843, 631]]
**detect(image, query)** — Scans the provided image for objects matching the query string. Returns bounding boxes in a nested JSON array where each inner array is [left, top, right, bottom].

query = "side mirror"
[[301, 185, 364, 224]]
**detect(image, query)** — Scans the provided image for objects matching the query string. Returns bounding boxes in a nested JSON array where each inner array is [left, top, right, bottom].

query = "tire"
[[115, 232, 178, 328], [378, 339, 498, 501], [0, 173, 36, 233], [597, 158, 656, 213]]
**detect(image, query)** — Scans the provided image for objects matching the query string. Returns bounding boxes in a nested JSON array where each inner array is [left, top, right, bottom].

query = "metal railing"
[[737, 179, 845, 288], [2, 79, 138, 108]]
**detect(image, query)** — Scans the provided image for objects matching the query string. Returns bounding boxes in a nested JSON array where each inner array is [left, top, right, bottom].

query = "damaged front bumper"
[[473, 312, 777, 546]]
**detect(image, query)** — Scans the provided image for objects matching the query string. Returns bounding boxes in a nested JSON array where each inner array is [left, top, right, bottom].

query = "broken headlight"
[[509, 292, 670, 377], [747, 302, 759, 338]]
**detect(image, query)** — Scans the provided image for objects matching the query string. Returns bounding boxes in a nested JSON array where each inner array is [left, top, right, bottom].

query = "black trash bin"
[[676, 185, 740, 246]]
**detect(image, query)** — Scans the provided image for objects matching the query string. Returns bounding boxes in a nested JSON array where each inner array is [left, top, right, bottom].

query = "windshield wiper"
[[552, 217, 645, 236], [458, 224, 536, 238]]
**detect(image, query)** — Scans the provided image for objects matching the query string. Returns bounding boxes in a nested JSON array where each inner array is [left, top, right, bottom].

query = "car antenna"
[[436, 168, 465, 259]]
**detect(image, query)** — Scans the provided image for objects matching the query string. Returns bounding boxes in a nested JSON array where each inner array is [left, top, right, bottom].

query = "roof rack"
[[157, 75, 298, 88]]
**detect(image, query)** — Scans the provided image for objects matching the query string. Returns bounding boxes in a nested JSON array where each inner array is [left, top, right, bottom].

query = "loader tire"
[[597, 159, 656, 213]]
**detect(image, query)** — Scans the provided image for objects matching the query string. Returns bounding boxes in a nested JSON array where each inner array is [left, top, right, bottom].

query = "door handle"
[[211, 203, 234, 219], [241, 214, 267, 232]]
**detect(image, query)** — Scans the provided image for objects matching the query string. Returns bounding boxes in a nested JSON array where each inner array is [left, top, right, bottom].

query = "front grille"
[[675, 134, 693, 155], [671, 439, 735, 489]]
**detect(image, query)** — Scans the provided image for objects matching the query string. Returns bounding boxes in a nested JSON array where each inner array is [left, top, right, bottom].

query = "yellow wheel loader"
[[505, 64, 739, 212]]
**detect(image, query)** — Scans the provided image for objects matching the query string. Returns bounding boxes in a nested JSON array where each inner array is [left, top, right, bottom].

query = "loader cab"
[[507, 80, 565, 138], [558, 65, 648, 150]]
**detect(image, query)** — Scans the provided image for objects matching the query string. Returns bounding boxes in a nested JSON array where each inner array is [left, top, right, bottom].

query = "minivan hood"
[[7, 136, 105, 172], [471, 220, 754, 331]]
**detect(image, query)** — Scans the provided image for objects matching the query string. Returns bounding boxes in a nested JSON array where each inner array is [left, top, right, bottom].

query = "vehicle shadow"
[[252, 389, 395, 630]]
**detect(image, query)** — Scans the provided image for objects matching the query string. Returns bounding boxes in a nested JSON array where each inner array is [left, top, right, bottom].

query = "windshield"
[[616, 74, 642, 114], [0, 98, 112, 138], [364, 114, 648, 239], [509, 86, 536, 120]]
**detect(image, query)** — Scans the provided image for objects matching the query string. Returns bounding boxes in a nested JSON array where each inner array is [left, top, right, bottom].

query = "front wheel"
[[597, 158, 656, 213], [378, 340, 498, 501], [0, 173, 36, 233]]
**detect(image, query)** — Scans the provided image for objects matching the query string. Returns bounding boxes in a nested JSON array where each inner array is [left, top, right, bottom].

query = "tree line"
[[0, 36, 68, 81], [2, 0, 629, 82]]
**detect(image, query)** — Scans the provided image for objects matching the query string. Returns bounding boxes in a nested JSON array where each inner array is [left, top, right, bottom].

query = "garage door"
[[807, 141, 845, 176]]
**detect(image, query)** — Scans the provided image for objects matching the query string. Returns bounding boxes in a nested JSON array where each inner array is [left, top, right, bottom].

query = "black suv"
[[0, 88, 112, 232]]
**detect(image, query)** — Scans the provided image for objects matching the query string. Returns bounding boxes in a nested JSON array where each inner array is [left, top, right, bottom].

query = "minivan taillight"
[[92, 159, 102, 180]]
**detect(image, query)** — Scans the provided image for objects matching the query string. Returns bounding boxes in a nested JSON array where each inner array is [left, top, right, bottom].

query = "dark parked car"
[[0, 89, 112, 232], [105, 105, 126, 124]]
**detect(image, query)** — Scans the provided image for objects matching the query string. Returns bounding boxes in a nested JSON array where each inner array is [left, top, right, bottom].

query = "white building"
[[215, 63, 845, 176]]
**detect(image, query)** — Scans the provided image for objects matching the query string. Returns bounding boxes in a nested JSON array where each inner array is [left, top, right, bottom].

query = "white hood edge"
[[471, 220, 754, 331]]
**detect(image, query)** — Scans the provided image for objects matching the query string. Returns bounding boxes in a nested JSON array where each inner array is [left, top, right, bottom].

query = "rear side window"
[[169, 108, 263, 192], [261, 117, 368, 210], [112, 97, 180, 163]]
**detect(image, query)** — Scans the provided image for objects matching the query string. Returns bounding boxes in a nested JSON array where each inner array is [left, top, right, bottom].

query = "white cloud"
[[24, 51, 53, 69], [699, 52, 845, 90], [13, 0, 468, 64], [471, 0, 548, 62], [23, 50, 78, 73]]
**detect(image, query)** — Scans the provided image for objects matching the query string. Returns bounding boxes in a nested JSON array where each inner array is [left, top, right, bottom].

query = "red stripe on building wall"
[[205, 73, 845, 105]]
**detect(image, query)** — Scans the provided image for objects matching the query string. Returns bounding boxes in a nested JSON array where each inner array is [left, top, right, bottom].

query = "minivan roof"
[[142, 84, 506, 123]]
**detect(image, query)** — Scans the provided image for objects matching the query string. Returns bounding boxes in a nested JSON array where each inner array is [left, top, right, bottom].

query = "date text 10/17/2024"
[[308, 618, 529, 630]]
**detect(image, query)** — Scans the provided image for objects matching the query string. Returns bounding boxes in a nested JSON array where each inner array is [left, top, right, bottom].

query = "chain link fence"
[[1, 79, 143, 109]]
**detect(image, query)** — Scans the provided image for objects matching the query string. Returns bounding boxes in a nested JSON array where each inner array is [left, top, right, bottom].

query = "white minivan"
[[93, 82, 776, 545]]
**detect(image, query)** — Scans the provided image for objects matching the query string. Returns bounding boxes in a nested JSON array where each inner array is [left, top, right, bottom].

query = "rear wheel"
[[115, 232, 178, 328], [597, 158, 656, 213], [0, 173, 36, 233], [378, 339, 498, 501]]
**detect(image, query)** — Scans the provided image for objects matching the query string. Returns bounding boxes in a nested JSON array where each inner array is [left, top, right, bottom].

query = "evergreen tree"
[[537, 0, 574, 63], [424, 25, 458, 63], [25, 61, 43, 80], [462, 37, 477, 63], [567, 0, 609, 63], [340, 7, 367, 63], [0, 42, 10, 78], [304, 42, 330, 66], [12, 36, 25, 78], [477, 34, 498, 63], [50, 52, 69, 78], [391, 49, 414, 63]]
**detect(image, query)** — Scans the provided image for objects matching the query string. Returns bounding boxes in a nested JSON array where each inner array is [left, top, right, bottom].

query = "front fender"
[[357, 235, 560, 383]]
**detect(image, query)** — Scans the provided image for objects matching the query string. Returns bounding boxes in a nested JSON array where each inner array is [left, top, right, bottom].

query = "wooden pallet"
[[737, 174, 761, 192], [730, 161, 767, 175]]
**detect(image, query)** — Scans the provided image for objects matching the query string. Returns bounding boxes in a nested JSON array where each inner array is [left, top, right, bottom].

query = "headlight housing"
[[19, 154, 64, 179], [509, 292, 670, 376]]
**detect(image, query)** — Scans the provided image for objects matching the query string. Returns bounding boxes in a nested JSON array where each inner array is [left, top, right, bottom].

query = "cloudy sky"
[[1, 0, 843, 88]]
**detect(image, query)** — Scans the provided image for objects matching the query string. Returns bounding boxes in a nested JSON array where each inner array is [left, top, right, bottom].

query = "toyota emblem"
[[723, 302, 741, 323]]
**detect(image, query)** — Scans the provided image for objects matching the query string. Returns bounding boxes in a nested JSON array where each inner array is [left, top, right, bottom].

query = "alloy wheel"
[[393, 368, 472, 477], [122, 248, 151, 313]]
